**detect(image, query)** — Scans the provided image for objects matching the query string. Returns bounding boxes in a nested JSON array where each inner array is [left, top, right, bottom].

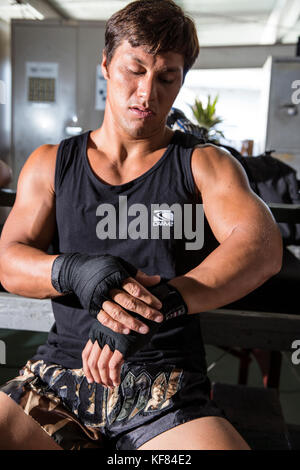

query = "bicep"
[[192, 146, 278, 244], [0, 145, 57, 252]]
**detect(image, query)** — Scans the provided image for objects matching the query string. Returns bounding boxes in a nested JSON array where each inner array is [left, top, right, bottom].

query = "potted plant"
[[190, 95, 225, 142]]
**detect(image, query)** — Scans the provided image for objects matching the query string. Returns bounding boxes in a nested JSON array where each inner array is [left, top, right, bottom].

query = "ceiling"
[[0, 0, 299, 46]]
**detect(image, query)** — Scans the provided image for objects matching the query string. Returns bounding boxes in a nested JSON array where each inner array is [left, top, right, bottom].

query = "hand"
[[82, 271, 161, 387], [82, 281, 188, 386], [82, 339, 124, 388], [51, 253, 164, 332], [97, 269, 164, 335], [82, 270, 162, 387]]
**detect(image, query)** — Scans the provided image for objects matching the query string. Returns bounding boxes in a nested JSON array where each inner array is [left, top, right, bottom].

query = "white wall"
[[174, 68, 266, 155]]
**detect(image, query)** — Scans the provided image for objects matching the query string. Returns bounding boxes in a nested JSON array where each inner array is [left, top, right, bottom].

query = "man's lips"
[[129, 106, 155, 118]]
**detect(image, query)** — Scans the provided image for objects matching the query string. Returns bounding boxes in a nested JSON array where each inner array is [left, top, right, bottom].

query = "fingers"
[[108, 350, 124, 387], [99, 295, 162, 335], [82, 340, 124, 388], [135, 270, 161, 287], [98, 348, 124, 388], [101, 276, 163, 333], [94, 269, 163, 335], [97, 306, 132, 334], [122, 276, 162, 311], [82, 339, 98, 384], [95, 344, 115, 388]]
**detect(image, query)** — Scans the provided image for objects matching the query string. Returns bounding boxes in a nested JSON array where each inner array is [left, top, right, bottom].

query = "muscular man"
[[0, 0, 282, 451]]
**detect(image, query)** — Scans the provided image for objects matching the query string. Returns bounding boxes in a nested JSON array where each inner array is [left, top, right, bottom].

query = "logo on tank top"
[[95, 196, 204, 250], [153, 210, 174, 227]]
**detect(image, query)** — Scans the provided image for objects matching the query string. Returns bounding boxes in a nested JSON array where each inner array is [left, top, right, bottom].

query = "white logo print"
[[153, 210, 174, 227]]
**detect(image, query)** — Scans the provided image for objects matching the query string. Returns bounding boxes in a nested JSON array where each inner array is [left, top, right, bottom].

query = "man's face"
[[101, 40, 184, 139]]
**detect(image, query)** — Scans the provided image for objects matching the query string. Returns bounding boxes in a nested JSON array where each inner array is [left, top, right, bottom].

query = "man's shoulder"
[[27, 143, 59, 170], [192, 142, 245, 170], [191, 142, 230, 170], [20, 144, 59, 193], [191, 143, 248, 192]]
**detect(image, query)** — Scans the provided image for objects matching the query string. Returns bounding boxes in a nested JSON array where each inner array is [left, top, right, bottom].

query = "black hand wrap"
[[89, 314, 161, 358], [89, 282, 188, 358], [51, 253, 138, 317], [149, 282, 188, 321]]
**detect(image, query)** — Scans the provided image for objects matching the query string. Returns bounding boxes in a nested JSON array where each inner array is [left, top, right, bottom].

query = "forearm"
[[169, 226, 283, 314], [0, 242, 61, 299]]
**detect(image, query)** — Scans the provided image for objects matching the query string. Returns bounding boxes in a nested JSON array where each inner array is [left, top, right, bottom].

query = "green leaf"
[[189, 94, 224, 139]]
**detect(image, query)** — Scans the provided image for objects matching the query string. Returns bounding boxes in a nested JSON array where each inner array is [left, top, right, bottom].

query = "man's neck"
[[91, 111, 174, 165]]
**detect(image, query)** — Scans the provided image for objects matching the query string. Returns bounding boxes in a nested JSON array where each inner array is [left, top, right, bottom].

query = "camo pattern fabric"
[[0, 359, 226, 450]]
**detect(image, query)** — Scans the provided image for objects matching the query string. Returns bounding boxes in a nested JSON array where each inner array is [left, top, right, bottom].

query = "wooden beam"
[[200, 308, 300, 351], [268, 203, 300, 223]]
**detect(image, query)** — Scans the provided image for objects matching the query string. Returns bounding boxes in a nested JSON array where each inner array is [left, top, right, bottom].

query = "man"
[[0, 0, 282, 450]]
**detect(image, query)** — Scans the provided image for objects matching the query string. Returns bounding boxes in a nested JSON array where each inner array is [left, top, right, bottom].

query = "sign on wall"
[[26, 62, 59, 103]]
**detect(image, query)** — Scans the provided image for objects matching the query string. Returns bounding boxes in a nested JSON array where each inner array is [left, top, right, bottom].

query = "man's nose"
[[137, 75, 157, 101]]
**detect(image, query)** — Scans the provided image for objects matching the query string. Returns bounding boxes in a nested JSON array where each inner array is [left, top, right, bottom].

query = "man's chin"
[[123, 123, 157, 139], [124, 119, 167, 140]]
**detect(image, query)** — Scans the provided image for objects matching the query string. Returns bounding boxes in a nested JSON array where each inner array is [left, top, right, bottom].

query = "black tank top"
[[32, 130, 218, 373]]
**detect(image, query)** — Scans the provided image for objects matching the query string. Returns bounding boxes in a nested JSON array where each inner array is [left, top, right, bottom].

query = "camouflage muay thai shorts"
[[0, 359, 226, 450]]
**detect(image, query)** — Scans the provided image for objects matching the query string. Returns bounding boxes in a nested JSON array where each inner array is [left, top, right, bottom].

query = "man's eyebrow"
[[128, 54, 181, 73], [129, 55, 146, 65]]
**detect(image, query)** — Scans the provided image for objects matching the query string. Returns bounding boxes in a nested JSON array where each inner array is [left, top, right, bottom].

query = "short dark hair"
[[104, 0, 200, 80]]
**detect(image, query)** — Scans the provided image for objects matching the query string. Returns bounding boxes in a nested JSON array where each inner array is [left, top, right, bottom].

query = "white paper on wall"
[[26, 62, 58, 103]]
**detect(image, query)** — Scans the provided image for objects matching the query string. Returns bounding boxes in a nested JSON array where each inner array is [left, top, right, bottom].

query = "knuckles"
[[99, 315, 109, 326], [109, 307, 122, 320], [145, 309, 155, 320], [126, 282, 141, 298], [88, 359, 98, 369], [108, 361, 121, 370], [123, 297, 136, 311]]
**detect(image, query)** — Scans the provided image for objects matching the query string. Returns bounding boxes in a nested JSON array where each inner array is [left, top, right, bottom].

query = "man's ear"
[[101, 50, 109, 79]]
